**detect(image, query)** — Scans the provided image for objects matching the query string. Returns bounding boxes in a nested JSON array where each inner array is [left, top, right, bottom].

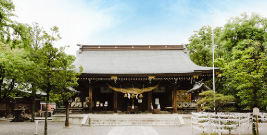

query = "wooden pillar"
[[173, 85, 177, 113], [89, 82, 93, 113], [113, 91, 117, 113], [148, 91, 152, 113]]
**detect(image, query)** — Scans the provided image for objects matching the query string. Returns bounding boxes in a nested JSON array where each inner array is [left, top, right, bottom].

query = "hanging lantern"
[[131, 94, 135, 98], [139, 94, 143, 98], [124, 93, 127, 97]]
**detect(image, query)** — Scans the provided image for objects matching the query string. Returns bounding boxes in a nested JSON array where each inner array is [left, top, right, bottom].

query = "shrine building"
[[72, 45, 219, 114]]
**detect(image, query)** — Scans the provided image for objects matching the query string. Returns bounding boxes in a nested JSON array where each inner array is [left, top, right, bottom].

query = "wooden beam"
[[148, 91, 152, 113], [89, 82, 93, 113], [113, 91, 117, 113], [173, 85, 177, 113]]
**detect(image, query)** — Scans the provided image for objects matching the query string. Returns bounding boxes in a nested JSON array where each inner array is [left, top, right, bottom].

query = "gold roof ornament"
[[139, 94, 143, 98], [111, 76, 118, 83], [107, 83, 159, 94], [131, 94, 135, 98], [193, 75, 199, 79]]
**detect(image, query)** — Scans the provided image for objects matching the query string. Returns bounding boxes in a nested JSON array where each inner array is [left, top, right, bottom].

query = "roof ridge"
[[77, 45, 185, 51]]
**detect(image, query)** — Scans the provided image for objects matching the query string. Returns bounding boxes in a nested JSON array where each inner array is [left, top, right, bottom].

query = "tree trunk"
[[5, 79, 15, 118], [65, 100, 70, 127], [44, 86, 50, 135], [31, 88, 36, 122], [0, 76, 3, 100], [5, 98, 9, 118], [253, 88, 258, 108]]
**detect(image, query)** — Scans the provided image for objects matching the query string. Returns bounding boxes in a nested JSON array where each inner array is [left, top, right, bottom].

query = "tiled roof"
[[73, 45, 216, 75]]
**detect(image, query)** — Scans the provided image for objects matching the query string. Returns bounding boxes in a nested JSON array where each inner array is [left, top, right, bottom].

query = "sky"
[[12, 0, 267, 56]]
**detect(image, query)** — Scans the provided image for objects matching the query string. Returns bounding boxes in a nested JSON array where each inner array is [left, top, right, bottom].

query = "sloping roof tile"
[[73, 47, 214, 74]]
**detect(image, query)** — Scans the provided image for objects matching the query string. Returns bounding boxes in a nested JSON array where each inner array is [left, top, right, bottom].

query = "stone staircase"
[[81, 114, 183, 126]]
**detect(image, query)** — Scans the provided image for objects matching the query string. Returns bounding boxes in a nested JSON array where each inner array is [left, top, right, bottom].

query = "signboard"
[[138, 99, 142, 103], [188, 93, 191, 101], [155, 98, 159, 105], [177, 90, 191, 102], [40, 103, 56, 111], [253, 107, 259, 115]]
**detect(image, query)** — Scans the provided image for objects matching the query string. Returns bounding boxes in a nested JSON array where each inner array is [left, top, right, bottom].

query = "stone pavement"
[[107, 126, 159, 135], [0, 119, 267, 135], [0, 120, 198, 135]]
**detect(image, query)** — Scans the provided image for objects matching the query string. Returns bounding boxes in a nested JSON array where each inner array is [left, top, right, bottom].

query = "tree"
[[198, 90, 235, 114], [188, 13, 267, 110], [220, 13, 267, 110], [31, 26, 80, 135], [23, 22, 46, 122], [187, 26, 222, 67], [0, 0, 35, 118], [0, 41, 33, 117], [0, 0, 15, 40], [1, 4, 81, 133]]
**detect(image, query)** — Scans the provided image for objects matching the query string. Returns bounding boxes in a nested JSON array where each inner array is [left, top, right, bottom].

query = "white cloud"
[[13, 0, 116, 55], [11, 0, 267, 55]]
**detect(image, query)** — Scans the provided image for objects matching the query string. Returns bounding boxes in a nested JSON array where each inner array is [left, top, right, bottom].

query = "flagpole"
[[212, 12, 216, 112]]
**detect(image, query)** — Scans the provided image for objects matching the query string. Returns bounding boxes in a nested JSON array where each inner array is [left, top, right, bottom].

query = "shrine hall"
[[72, 45, 219, 114]]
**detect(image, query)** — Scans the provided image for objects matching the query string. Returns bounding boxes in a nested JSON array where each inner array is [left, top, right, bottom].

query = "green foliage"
[[0, 0, 15, 32], [198, 90, 235, 113], [28, 26, 81, 135], [220, 13, 267, 109], [187, 26, 222, 67], [0, 40, 33, 99], [28, 26, 79, 100], [189, 13, 267, 110], [0, 0, 35, 99], [0, 0, 80, 104], [0, 1, 81, 132], [0, 0, 31, 48]]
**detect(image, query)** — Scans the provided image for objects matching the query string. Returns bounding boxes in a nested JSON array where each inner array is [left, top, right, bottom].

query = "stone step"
[[84, 114, 182, 126]]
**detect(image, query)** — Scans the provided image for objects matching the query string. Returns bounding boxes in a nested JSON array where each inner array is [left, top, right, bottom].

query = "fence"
[[191, 112, 267, 135]]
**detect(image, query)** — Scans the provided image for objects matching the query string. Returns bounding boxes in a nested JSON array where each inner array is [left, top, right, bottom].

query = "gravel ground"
[[0, 119, 266, 135]]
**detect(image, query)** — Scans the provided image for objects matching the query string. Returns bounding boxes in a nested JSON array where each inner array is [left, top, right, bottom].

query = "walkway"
[[0, 120, 196, 135], [0, 119, 266, 135]]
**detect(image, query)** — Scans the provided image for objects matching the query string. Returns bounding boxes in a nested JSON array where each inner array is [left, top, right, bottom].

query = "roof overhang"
[[73, 45, 220, 76]]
